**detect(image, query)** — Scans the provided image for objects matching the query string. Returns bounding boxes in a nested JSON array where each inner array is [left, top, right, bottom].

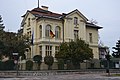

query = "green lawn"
[[112, 74, 120, 76]]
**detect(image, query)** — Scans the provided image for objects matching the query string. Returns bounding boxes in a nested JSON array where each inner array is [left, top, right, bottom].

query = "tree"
[[0, 15, 5, 58], [15, 34, 30, 59], [33, 55, 42, 70], [0, 40, 5, 59], [105, 54, 111, 61], [55, 39, 93, 69], [44, 56, 54, 70], [26, 60, 33, 71], [55, 42, 69, 60], [112, 39, 120, 58], [57, 59, 64, 70], [0, 60, 15, 70], [0, 31, 30, 60], [89, 19, 98, 24], [0, 15, 5, 31]]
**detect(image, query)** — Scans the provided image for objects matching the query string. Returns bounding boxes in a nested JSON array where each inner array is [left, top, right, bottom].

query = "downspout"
[[62, 19, 64, 42], [61, 13, 66, 43]]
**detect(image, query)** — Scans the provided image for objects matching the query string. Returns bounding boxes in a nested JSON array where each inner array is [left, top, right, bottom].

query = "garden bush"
[[26, 60, 33, 70], [44, 56, 54, 70], [57, 59, 64, 70]]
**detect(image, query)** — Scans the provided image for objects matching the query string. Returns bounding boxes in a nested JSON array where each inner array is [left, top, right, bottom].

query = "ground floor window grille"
[[45, 45, 52, 56]]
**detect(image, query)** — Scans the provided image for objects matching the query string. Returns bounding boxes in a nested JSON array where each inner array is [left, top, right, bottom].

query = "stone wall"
[[19, 59, 101, 70]]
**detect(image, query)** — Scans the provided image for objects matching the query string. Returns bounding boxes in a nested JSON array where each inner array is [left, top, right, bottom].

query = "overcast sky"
[[0, 0, 120, 52]]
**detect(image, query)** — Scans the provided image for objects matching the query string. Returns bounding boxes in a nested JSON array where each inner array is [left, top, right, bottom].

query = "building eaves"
[[65, 9, 88, 22], [36, 15, 62, 20], [86, 22, 103, 29]]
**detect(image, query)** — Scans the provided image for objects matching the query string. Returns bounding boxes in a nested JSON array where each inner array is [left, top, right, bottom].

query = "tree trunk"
[[37, 63, 41, 70], [48, 65, 52, 70]]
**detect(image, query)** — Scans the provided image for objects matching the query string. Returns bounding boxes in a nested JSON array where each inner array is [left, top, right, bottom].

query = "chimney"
[[41, 6, 48, 11]]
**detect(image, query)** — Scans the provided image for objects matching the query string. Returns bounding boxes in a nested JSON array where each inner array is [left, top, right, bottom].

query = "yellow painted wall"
[[22, 10, 100, 59], [86, 27, 99, 59]]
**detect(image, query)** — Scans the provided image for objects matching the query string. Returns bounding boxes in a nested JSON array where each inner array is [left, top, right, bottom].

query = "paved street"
[[0, 73, 120, 80]]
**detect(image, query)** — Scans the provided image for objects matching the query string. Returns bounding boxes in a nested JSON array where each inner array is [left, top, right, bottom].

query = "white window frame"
[[39, 25, 42, 38], [89, 33, 93, 43], [74, 17, 78, 25], [45, 45, 52, 56], [55, 26, 61, 39], [45, 25, 51, 38]]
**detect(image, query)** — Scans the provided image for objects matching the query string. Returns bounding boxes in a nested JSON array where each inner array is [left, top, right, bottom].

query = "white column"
[[42, 45, 46, 57], [52, 46, 55, 57], [42, 23, 45, 39]]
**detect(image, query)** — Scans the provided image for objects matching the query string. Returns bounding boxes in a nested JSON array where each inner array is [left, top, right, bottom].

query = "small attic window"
[[74, 17, 78, 25], [28, 18, 30, 27]]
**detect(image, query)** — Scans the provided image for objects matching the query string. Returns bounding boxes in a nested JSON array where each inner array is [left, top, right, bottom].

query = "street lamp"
[[13, 53, 19, 76], [105, 47, 110, 76]]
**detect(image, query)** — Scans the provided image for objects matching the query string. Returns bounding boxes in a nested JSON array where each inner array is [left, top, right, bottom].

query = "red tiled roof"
[[27, 8, 102, 29], [29, 8, 62, 19]]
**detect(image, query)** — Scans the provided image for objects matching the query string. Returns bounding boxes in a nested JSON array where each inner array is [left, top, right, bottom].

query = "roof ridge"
[[29, 7, 62, 20], [31, 8, 62, 15]]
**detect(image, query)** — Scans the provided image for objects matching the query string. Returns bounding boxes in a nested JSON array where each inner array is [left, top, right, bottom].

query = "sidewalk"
[[0, 73, 120, 80]]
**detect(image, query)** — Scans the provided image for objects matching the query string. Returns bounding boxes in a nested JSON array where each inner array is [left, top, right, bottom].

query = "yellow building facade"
[[21, 6, 102, 62]]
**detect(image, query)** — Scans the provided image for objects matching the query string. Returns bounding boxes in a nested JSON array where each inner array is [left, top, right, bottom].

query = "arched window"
[[55, 26, 61, 39], [45, 25, 51, 37], [39, 25, 42, 38]]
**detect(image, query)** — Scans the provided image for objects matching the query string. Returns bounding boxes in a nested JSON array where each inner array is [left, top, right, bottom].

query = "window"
[[89, 33, 93, 43], [45, 25, 51, 38], [45, 45, 52, 56], [74, 17, 78, 25], [55, 46, 60, 54], [29, 31, 31, 37], [28, 18, 30, 27], [74, 30, 79, 40], [55, 26, 61, 39], [39, 46, 42, 56], [39, 25, 42, 38], [26, 48, 31, 59], [27, 31, 31, 37], [27, 32, 29, 36]]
